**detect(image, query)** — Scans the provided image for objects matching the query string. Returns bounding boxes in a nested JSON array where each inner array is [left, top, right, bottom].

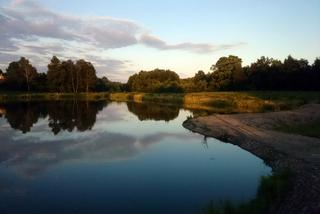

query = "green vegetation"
[[209, 55, 246, 90], [47, 56, 97, 93], [200, 171, 293, 214], [5, 57, 39, 92], [0, 55, 319, 93], [0, 56, 126, 93], [1, 91, 319, 114], [183, 91, 320, 113], [127, 69, 183, 93], [274, 119, 320, 138]]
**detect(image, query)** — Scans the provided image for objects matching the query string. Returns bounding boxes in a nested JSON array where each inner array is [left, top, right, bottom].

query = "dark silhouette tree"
[[47, 57, 97, 93], [47, 56, 63, 92], [76, 59, 97, 93], [1, 54, 320, 92], [209, 55, 245, 90], [6, 57, 38, 91]]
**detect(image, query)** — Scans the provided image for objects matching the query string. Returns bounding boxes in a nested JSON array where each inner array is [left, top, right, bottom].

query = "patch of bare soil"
[[183, 104, 320, 214]]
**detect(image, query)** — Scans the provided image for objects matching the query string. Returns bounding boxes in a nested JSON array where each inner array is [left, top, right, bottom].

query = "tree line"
[[0, 55, 319, 93], [0, 56, 125, 92]]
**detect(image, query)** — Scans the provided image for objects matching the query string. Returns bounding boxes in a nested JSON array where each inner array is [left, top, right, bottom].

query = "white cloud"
[[0, 0, 141, 49], [139, 33, 245, 54], [0, 0, 245, 80]]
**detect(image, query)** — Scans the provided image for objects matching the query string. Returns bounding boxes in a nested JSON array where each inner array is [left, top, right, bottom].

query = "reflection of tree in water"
[[126, 102, 180, 122], [47, 100, 107, 134], [1, 100, 107, 134], [3, 102, 47, 133]]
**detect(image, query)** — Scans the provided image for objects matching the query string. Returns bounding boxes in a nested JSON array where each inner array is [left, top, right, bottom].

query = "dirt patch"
[[183, 104, 320, 213]]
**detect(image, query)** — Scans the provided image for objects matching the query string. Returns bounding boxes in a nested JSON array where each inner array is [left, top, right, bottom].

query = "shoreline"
[[1, 91, 320, 114], [183, 104, 320, 213]]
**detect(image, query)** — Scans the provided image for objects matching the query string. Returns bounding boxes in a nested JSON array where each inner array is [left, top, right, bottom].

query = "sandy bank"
[[183, 104, 320, 213]]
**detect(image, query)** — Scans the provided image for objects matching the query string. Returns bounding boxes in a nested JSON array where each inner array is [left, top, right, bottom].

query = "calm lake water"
[[0, 101, 271, 214]]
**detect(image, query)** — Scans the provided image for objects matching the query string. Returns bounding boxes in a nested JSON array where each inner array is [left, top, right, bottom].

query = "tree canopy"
[[47, 56, 98, 93], [5, 57, 38, 91], [209, 55, 246, 90], [127, 69, 183, 93], [0, 55, 319, 93]]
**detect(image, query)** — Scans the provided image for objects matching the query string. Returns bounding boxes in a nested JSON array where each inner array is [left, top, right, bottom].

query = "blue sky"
[[0, 0, 319, 81]]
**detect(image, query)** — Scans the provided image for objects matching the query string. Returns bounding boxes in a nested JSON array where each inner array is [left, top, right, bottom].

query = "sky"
[[0, 0, 319, 81]]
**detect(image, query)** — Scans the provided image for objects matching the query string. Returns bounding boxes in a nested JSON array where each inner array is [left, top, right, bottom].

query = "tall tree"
[[76, 59, 97, 93], [20, 57, 37, 91], [47, 56, 62, 92], [6, 57, 38, 91], [209, 55, 245, 90]]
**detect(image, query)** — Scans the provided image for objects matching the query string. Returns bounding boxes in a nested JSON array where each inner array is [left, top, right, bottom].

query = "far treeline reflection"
[[0, 101, 184, 134]]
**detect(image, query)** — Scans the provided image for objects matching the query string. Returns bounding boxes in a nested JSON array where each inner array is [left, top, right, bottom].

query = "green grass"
[[183, 91, 320, 113], [199, 170, 293, 214], [274, 119, 320, 138], [1, 91, 319, 113]]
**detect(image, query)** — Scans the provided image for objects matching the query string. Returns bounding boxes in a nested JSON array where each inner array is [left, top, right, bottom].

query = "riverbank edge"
[[183, 105, 320, 213]]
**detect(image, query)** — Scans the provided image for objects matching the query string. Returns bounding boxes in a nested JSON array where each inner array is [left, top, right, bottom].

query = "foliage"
[[209, 55, 246, 90], [5, 57, 38, 91], [0, 55, 319, 93], [127, 69, 183, 93], [47, 56, 97, 93], [246, 56, 320, 90], [181, 55, 320, 92], [95, 76, 126, 92]]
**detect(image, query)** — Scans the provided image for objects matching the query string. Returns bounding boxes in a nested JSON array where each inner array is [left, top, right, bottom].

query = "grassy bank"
[[1, 91, 319, 113], [110, 91, 320, 113]]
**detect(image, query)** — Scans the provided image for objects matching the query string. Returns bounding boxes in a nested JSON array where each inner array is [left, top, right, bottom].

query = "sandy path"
[[183, 104, 320, 213]]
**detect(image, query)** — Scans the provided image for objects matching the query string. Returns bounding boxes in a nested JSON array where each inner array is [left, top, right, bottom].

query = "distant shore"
[[183, 104, 320, 213]]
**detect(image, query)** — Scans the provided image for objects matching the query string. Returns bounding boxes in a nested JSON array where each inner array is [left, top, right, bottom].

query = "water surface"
[[0, 101, 271, 214]]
